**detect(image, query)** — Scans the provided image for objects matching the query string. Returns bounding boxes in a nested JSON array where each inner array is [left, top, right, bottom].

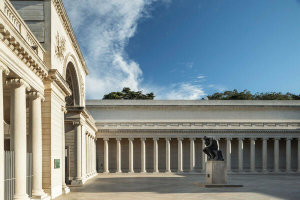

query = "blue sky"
[[63, 0, 300, 99]]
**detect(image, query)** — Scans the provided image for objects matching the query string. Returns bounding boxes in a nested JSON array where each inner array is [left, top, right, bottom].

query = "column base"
[[71, 179, 83, 185], [62, 185, 70, 194], [128, 171, 135, 174], [13, 194, 30, 200], [31, 193, 51, 200], [165, 170, 171, 173], [103, 171, 110, 174]]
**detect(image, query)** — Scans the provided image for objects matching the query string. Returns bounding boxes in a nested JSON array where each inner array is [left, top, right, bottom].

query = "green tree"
[[103, 87, 155, 100], [207, 90, 300, 100]]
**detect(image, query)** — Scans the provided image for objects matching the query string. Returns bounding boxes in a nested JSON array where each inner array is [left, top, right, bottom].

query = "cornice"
[[52, 0, 88, 75], [0, 21, 48, 79], [45, 69, 71, 96], [95, 121, 300, 130]]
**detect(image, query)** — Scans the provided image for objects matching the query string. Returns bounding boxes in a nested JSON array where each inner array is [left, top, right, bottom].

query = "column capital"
[[238, 137, 245, 141], [116, 137, 122, 141], [0, 64, 10, 75], [153, 137, 159, 141], [189, 137, 196, 141], [73, 120, 83, 126], [6, 78, 30, 91], [274, 137, 280, 141], [103, 137, 109, 141], [177, 137, 183, 141], [285, 137, 293, 141], [250, 137, 257, 141], [262, 137, 269, 140], [128, 138, 134, 141], [28, 91, 45, 101], [165, 137, 171, 141], [227, 137, 232, 141], [140, 137, 146, 141]]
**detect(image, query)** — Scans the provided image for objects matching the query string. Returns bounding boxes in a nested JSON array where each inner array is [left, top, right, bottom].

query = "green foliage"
[[207, 89, 300, 100], [103, 87, 155, 100]]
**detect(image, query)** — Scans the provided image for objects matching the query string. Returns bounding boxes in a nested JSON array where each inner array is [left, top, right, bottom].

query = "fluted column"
[[90, 137, 92, 175], [153, 138, 159, 173], [189, 138, 195, 172], [262, 137, 268, 172], [274, 138, 280, 172], [165, 138, 171, 173], [129, 138, 134, 173], [250, 138, 256, 172], [7, 78, 30, 200], [103, 138, 109, 173], [286, 138, 292, 172], [226, 138, 232, 172], [116, 138, 122, 173], [238, 137, 244, 172], [201, 138, 207, 173], [177, 138, 183, 173], [94, 138, 97, 173], [29, 92, 49, 199], [0, 66, 9, 200]]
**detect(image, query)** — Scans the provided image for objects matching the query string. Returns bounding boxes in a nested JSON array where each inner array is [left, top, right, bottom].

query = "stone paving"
[[57, 173, 300, 200]]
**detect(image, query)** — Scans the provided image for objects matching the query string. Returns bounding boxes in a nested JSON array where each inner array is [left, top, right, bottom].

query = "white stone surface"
[[206, 161, 227, 184]]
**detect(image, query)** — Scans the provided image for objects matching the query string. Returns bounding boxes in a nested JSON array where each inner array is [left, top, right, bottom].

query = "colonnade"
[[101, 137, 300, 173], [3, 77, 50, 199], [86, 132, 97, 177]]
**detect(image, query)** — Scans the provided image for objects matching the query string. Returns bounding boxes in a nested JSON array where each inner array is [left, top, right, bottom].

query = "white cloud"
[[63, 0, 208, 100], [63, 0, 168, 99]]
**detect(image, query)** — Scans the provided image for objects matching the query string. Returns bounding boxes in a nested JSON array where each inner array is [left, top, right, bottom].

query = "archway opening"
[[65, 62, 80, 106]]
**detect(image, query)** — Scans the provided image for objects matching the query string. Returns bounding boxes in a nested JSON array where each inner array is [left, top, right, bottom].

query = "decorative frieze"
[[96, 121, 300, 129]]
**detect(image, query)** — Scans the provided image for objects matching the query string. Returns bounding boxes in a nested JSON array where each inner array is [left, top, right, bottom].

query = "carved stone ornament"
[[55, 32, 66, 61]]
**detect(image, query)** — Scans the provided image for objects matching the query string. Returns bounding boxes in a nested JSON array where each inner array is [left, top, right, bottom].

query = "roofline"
[[86, 100, 300, 107], [52, 0, 89, 75]]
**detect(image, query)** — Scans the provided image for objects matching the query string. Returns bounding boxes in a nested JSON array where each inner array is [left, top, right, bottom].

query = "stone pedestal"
[[206, 161, 227, 184]]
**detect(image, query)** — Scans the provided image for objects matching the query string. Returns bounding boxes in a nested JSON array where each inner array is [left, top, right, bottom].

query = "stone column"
[[73, 121, 82, 183], [87, 135, 90, 175], [0, 65, 9, 200], [201, 138, 207, 173], [298, 138, 300, 172], [116, 138, 122, 173], [28, 92, 49, 199], [129, 138, 134, 173], [7, 78, 30, 200], [274, 138, 280, 172], [262, 137, 268, 173], [153, 138, 159, 173], [286, 138, 292, 172], [250, 138, 256, 172], [140, 138, 146, 173], [238, 137, 244, 172], [189, 138, 195, 172], [226, 138, 232, 172], [103, 138, 109, 173], [89, 136, 92, 175], [177, 138, 183, 173], [165, 138, 171, 173]]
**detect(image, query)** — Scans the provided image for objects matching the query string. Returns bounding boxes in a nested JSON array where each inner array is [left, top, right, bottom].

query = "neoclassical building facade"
[[0, 0, 97, 200], [86, 100, 300, 174]]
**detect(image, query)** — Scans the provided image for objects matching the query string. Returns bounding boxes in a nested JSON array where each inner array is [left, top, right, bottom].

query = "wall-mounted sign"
[[54, 159, 60, 169]]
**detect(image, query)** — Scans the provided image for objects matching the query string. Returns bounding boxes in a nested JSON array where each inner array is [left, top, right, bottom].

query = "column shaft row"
[[102, 137, 300, 173]]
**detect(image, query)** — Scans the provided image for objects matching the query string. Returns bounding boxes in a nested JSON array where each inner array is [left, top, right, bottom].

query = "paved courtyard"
[[57, 173, 300, 200]]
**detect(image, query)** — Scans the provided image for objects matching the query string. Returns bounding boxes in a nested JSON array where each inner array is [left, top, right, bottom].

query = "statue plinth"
[[206, 160, 227, 184]]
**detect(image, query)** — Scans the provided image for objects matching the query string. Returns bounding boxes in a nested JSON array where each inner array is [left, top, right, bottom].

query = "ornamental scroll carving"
[[55, 32, 66, 61]]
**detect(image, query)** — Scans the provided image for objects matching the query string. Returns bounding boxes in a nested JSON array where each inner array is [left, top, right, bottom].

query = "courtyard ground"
[[57, 173, 300, 200]]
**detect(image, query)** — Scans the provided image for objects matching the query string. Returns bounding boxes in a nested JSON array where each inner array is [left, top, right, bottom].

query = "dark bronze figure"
[[203, 136, 224, 161]]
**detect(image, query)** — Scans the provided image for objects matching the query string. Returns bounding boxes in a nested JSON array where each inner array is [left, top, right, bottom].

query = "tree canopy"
[[103, 87, 155, 100], [206, 89, 300, 100]]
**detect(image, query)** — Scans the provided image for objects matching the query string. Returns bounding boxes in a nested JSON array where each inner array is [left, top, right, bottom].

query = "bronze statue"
[[203, 136, 224, 161]]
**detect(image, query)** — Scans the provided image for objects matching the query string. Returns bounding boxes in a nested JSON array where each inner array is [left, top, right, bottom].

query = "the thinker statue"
[[203, 136, 224, 161]]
